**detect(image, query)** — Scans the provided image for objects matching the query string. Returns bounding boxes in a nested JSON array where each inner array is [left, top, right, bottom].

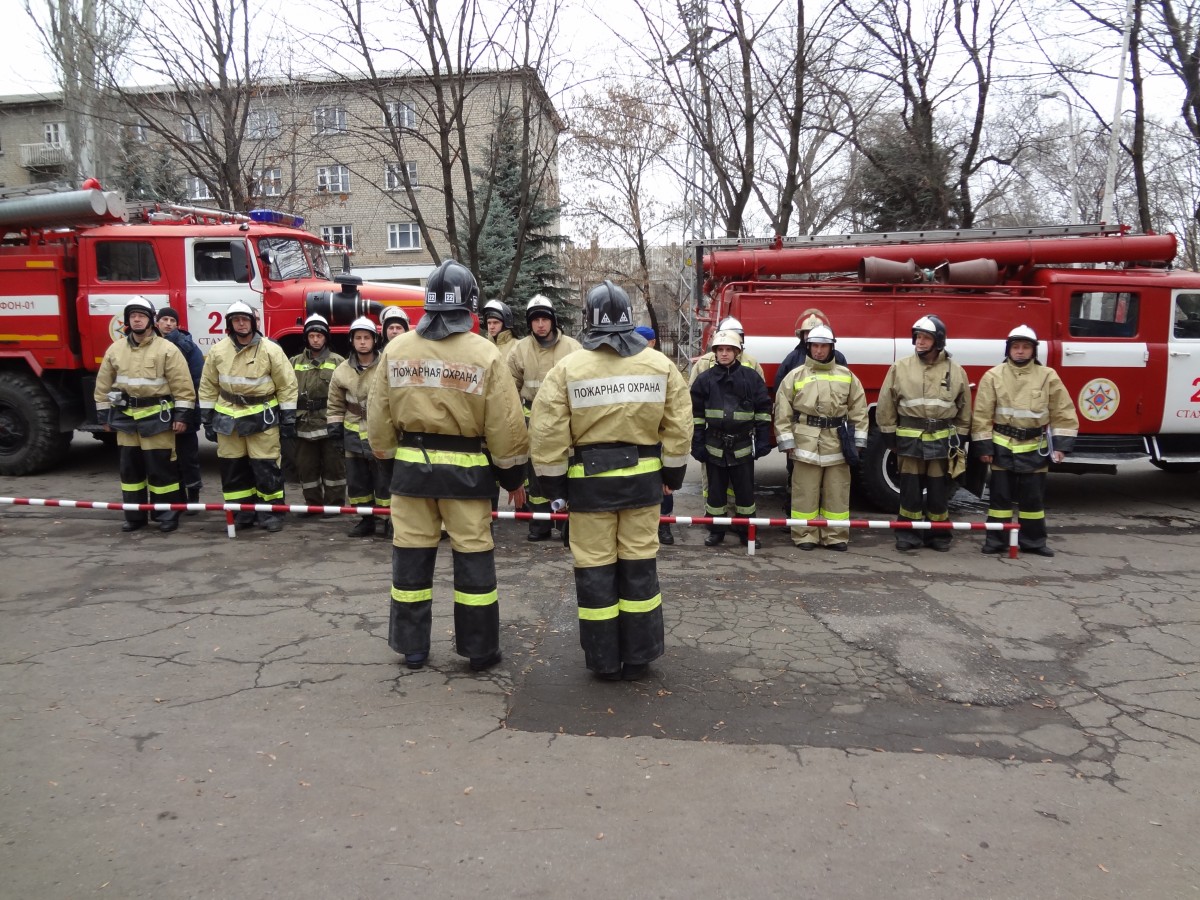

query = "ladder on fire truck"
[[686, 222, 1126, 257]]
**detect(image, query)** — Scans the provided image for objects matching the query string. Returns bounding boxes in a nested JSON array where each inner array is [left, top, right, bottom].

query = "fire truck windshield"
[[257, 237, 323, 281], [303, 241, 332, 280]]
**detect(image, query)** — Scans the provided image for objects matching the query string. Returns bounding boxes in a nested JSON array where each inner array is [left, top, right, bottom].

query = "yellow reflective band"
[[896, 426, 953, 441], [793, 372, 852, 389], [391, 586, 433, 603], [223, 487, 257, 500], [987, 508, 1013, 519], [454, 589, 498, 607], [148, 482, 181, 495], [348, 494, 372, 505], [394, 447, 489, 468], [735, 504, 756, 515], [792, 508, 818, 519], [126, 402, 174, 420], [732, 410, 754, 420], [26, 260, 56, 268], [121, 480, 148, 492], [375, 499, 392, 508], [820, 509, 850, 521], [215, 398, 280, 418], [567, 457, 663, 479], [258, 489, 284, 501], [619, 594, 662, 614], [579, 603, 619, 621], [898, 506, 924, 520], [928, 512, 950, 522], [993, 433, 1043, 454], [1018, 509, 1046, 520], [705, 504, 726, 516], [0, 333, 58, 341]]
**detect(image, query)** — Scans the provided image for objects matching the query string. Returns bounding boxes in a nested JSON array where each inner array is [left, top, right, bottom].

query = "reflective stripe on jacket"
[[774, 359, 868, 467], [970, 360, 1078, 472], [689, 350, 764, 385], [94, 332, 197, 435], [290, 348, 344, 439], [329, 354, 381, 455], [198, 335, 298, 436], [690, 360, 773, 466], [875, 352, 971, 459]]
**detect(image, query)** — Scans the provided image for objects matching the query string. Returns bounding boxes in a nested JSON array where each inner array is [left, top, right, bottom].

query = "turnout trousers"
[[896, 456, 951, 549], [567, 504, 665, 676], [703, 461, 756, 538], [216, 429, 285, 511], [387, 496, 499, 662], [345, 452, 391, 519], [789, 460, 851, 547], [294, 436, 345, 506], [117, 430, 182, 526], [983, 468, 1048, 552], [524, 463, 553, 538]]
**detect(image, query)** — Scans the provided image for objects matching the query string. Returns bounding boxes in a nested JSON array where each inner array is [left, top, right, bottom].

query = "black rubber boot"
[[348, 516, 376, 537]]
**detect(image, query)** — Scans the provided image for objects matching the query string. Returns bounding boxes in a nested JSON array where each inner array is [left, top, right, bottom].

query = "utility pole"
[[1101, 0, 1135, 224]]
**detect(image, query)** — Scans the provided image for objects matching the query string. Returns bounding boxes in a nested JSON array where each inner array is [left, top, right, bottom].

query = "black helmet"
[[481, 299, 513, 331], [525, 294, 558, 331], [225, 300, 260, 336], [303, 313, 331, 337], [424, 260, 479, 313], [584, 280, 634, 334], [123, 295, 156, 331], [912, 314, 946, 352]]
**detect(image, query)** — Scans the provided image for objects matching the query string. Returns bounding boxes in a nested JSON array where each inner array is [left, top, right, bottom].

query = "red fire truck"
[[0, 188, 424, 476], [692, 224, 1200, 511]]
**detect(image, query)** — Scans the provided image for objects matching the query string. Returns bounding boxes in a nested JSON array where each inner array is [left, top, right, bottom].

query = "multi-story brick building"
[[0, 69, 564, 286]]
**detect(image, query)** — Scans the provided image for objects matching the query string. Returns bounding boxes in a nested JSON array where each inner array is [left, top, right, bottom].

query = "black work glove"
[[280, 422, 296, 439], [755, 443, 773, 460], [882, 431, 897, 451], [204, 425, 217, 443], [327, 423, 345, 441], [691, 443, 708, 463]]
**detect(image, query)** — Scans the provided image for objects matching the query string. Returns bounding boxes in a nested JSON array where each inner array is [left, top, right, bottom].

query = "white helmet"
[[123, 295, 156, 331], [303, 313, 331, 337], [710, 329, 743, 351], [348, 316, 380, 346], [525, 294, 558, 330], [1005, 324, 1039, 361], [717, 316, 744, 336], [380, 306, 410, 332], [225, 300, 259, 335], [806, 324, 835, 344]]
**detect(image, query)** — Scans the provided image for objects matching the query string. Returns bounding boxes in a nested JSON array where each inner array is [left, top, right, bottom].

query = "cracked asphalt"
[[2, 442, 1198, 898]]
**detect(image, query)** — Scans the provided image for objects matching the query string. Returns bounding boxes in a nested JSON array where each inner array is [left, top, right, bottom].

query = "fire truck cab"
[[0, 191, 424, 476], [693, 224, 1200, 511]]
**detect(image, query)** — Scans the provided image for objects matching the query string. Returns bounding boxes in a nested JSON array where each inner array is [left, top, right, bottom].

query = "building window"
[[316, 164, 350, 194], [385, 162, 418, 191], [127, 121, 148, 143], [187, 176, 213, 201], [256, 167, 282, 197], [44, 122, 66, 146], [320, 225, 353, 251], [182, 113, 210, 143], [313, 106, 347, 135], [385, 100, 416, 130], [95, 241, 161, 282], [247, 107, 281, 140], [387, 222, 420, 251]]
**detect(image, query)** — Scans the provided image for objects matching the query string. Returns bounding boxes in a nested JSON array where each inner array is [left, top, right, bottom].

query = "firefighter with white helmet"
[[508, 293, 582, 540], [380, 306, 411, 342], [366, 259, 529, 673], [94, 296, 197, 533], [530, 280, 691, 681], [774, 325, 868, 550], [328, 316, 390, 537], [970, 324, 1078, 556], [198, 300, 298, 532], [875, 314, 972, 551], [288, 313, 346, 515], [481, 299, 517, 359], [690, 328, 773, 546]]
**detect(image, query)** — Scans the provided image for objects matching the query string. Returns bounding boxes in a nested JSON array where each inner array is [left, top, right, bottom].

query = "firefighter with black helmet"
[[971, 325, 1078, 556], [329, 316, 390, 537], [95, 296, 197, 533], [366, 259, 529, 673], [774, 325, 868, 550], [198, 300, 298, 532], [381, 306, 410, 343], [481, 299, 517, 359], [508, 294, 582, 541], [875, 314, 972, 551], [530, 280, 691, 681], [288, 313, 346, 515], [690, 328, 773, 547]]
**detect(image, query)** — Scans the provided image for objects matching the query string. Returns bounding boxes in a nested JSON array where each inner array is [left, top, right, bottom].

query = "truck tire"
[[0, 371, 69, 476], [859, 427, 901, 514]]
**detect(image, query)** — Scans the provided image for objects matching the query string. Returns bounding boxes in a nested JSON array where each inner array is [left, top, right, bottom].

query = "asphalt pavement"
[[1, 439, 1198, 898]]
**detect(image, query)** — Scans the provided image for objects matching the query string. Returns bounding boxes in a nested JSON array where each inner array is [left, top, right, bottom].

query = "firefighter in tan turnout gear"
[[198, 301, 298, 533], [94, 296, 197, 533], [366, 260, 529, 673], [508, 294, 582, 541], [481, 299, 517, 359], [289, 314, 346, 514], [330, 317, 391, 537], [530, 281, 692, 681], [773, 325, 868, 551], [971, 325, 1079, 557], [875, 315, 972, 552]]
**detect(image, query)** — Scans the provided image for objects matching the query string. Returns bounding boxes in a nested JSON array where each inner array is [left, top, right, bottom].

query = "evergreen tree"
[[853, 116, 958, 231]]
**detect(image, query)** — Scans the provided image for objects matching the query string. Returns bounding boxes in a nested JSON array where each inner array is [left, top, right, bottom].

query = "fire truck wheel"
[[859, 427, 902, 514], [1150, 460, 1200, 474], [0, 371, 69, 476]]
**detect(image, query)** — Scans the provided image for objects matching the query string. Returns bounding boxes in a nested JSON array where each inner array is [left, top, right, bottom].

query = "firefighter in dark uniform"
[[971, 325, 1079, 556], [876, 315, 972, 551], [366, 260, 529, 672], [289, 314, 346, 514], [530, 281, 692, 681], [198, 300, 298, 533], [690, 328, 773, 546], [95, 296, 197, 533], [329, 316, 390, 537], [155, 306, 205, 512]]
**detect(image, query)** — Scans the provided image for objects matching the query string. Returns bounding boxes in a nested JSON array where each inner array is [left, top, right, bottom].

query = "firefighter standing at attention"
[[481, 299, 517, 360], [875, 315, 972, 552], [95, 296, 197, 533], [508, 295, 582, 541], [366, 260, 529, 673], [329, 317, 390, 538], [198, 301, 298, 533], [971, 325, 1078, 557], [289, 314, 346, 515], [530, 280, 691, 681]]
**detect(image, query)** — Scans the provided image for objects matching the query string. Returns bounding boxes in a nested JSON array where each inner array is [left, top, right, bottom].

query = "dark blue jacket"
[[162, 328, 205, 388]]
